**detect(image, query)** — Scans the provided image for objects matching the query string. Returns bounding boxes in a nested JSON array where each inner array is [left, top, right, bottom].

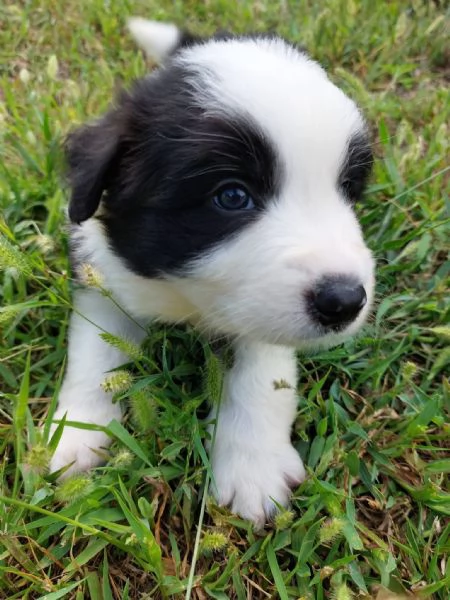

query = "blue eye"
[[213, 186, 255, 211]]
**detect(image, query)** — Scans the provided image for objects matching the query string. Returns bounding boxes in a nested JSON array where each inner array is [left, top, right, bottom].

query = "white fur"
[[209, 342, 305, 525], [50, 24, 375, 524]]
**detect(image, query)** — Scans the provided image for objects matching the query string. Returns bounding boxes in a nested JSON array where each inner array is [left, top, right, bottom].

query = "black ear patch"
[[339, 132, 373, 203], [65, 108, 124, 224]]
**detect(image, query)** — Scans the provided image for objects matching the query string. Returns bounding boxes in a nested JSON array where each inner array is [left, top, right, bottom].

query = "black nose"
[[309, 276, 367, 328]]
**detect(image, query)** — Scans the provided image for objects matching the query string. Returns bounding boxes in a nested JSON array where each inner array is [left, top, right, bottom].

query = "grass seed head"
[[55, 475, 93, 503], [200, 530, 228, 556], [24, 443, 51, 475], [101, 370, 133, 393], [320, 517, 345, 544], [274, 508, 295, 530], [79, 263, 104, 288]]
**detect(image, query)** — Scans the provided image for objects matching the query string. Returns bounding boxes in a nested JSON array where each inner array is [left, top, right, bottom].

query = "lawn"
[[0, 0, 449, 598]]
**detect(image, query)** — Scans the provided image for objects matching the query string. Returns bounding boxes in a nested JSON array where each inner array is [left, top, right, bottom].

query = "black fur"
[[66, 111, 123, 224], [339, 132, 373, 203], [66, 63, 278, 277], [175, 30, 201, 50]]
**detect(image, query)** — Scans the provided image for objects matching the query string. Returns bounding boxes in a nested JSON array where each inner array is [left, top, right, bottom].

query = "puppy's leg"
[[210, 341, 305, 526], [49, 289, 146, 477]]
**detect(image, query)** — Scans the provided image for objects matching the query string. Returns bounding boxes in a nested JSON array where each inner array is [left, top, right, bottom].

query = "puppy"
[[50, 19, 375, 526]]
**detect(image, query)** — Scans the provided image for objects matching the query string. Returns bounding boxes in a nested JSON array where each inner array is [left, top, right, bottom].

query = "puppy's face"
[[68, 35, 374, 348]]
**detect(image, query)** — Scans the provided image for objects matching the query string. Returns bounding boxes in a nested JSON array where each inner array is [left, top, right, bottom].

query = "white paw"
[[48, 408, 113, 479], [210, 440, 305, 526]]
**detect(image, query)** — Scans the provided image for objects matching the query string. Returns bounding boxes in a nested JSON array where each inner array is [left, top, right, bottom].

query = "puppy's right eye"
[[213, 185, 255, 211]]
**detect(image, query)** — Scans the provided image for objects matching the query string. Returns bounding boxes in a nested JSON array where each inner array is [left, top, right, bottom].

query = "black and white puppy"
[[50, 19, 375, 525]]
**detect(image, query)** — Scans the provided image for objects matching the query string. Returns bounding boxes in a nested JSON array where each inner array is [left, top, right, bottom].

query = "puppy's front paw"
[[49, 409, 113, 479], [211, 440, 305, 527]]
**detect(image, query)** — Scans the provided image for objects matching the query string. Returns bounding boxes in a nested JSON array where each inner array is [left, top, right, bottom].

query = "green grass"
[[0, 0, 449, 598]]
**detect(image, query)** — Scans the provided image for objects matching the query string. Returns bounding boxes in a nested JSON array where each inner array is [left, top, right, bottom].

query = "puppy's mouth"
[[217, 307, 371, 349], [269, 298, 371, 348]]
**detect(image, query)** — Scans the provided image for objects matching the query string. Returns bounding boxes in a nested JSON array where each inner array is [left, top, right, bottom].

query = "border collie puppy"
[[50, 19, 374, 526]]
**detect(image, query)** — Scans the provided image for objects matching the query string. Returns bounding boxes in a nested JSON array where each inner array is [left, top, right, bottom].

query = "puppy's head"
[[67, 20, 375, 349]]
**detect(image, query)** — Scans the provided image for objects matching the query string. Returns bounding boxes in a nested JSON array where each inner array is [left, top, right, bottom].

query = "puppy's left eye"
[[213, 186, 255, 211]]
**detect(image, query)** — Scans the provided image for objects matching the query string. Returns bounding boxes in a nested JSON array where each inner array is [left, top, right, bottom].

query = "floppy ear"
[[65, 110, 123, 224]]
